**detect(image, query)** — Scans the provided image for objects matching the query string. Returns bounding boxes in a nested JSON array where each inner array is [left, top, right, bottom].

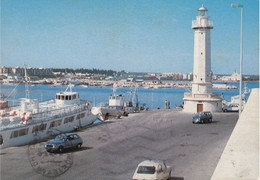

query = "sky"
[[1, 0, 259, 75]]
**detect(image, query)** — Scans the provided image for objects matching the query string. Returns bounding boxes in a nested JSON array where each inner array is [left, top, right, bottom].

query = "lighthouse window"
[[201, 52, 203, 55], [0, 134, 3, 145], [201, 78, 203, 81]]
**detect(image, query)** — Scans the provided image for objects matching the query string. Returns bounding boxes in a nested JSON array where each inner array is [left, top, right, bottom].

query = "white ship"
[[0, 83, 97, 149]]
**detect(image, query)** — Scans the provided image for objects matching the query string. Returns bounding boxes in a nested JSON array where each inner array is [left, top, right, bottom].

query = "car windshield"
[[55, 134, 66, 141], [193, 114, 199, 119], [137, 166, 155, 174]]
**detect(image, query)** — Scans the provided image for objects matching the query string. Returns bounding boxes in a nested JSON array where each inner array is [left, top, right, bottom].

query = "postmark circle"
[[27, 139, 73, 178]]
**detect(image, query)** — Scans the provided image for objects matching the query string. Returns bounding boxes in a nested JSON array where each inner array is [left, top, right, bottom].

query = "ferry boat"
[[0, 85, 97, 149]]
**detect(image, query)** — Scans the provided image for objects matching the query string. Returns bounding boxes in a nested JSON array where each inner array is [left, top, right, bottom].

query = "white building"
[[183, 5, 222, 113], [219, 70, 240, 82]]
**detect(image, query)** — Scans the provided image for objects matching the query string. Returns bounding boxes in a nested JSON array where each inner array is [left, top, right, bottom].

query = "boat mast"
[[24, 64, 30, 99]]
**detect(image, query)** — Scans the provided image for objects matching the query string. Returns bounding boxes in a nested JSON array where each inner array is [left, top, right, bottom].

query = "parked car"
[[222, 103, 239, 112], [132, 160, 171, 180], [44, 133, 83, 153], [192, 111, 212, 124]]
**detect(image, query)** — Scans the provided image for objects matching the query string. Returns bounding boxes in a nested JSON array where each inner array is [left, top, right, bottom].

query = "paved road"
[[0, 109, 238, 180]]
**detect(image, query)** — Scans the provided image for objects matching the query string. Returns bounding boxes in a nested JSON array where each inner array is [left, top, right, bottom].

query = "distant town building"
[[219, 70, 240, 82], [0, 66, 54, 78]]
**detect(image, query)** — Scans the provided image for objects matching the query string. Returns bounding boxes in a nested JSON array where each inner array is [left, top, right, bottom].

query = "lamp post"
[[231, 3, 243, 117]]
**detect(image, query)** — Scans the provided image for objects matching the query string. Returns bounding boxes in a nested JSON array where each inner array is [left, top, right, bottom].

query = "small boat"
[[91, 84, 140, 121], [222, 83, 250, 111], [91, 85, 125, 121]]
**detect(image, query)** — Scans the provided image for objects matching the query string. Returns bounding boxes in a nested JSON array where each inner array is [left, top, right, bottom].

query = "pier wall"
[[211, 88, 259, 179]]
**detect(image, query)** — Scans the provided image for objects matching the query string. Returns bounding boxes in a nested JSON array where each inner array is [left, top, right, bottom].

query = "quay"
[[1, 108, 239, 179]]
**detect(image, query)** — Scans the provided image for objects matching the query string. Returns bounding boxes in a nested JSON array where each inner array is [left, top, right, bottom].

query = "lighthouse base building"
[[183, 94, 222, 113], [183, 5, 222, 113]]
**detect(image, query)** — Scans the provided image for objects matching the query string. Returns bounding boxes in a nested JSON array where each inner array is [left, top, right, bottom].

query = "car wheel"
[[209, 118, 212, 123], [76, 143, 82, 149], [58, 146, 64, 153], [201, 120, 204, 123], [224, 109, 227, 112]]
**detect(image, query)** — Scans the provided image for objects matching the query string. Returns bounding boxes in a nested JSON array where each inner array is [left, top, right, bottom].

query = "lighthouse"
[[183, 5, 222, 113]]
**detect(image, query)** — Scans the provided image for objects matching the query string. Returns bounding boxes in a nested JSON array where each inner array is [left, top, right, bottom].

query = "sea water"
[[1, 81, 259, 109]]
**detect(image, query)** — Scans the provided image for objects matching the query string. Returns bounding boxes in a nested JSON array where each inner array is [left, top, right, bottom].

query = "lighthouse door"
[[197, 104, 203, 112]]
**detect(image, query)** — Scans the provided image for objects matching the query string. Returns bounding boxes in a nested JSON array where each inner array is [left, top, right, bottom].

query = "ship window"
[[0, 134, 3, 145], [65, 96, 68, 100], [10, 130, 18, 138], [73, 95, 76, 99], [49, 119, 62, 128], [61, 96, 65, 100], [19, 128, 29, 136], [77, 112, 85, 120], [10, 128, 29, 138], [81, 113, 85, 118], [69, 96, 71, 100], [32, 124, 47, 133], [64, 116, 74, 124]]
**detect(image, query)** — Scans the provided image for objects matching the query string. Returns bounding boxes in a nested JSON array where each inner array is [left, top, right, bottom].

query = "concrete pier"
[[0, 108, 239, 180]]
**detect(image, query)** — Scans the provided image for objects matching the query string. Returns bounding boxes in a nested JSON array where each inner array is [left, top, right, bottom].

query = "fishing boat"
[[0, 67, 97, 149], [91, 84, 139, 121], [222, 83, 250, 110], [91, 85, 125, 121]]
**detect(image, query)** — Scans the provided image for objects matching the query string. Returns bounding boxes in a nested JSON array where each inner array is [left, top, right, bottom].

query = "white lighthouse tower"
[[183, 5, 222, 113]]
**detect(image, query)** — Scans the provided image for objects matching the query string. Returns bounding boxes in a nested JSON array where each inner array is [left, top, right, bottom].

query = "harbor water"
[[1, 81, 259, 109]]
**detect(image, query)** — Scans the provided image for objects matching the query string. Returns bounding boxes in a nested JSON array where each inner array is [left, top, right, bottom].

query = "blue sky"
[[1, 0, 259, 75]]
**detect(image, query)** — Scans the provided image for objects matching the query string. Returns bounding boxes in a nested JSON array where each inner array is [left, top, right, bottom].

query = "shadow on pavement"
[[169, 177, 184, 180]]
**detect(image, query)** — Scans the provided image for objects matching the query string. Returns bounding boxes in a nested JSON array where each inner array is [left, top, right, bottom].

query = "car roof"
[[62, 133, 78, 136], [138, 160, 164, 166]]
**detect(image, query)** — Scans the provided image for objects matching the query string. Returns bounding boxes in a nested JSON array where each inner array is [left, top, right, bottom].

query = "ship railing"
[[30, 102, 88, 123]]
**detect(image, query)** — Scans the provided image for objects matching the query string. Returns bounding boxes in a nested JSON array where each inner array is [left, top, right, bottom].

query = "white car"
[[222, 103, 239, 112], [132, 160, 171, 180]]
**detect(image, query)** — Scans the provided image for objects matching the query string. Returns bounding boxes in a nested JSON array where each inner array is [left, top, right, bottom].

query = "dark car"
[[192, 111, 212, 124], [44, 133, 83, 153]]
